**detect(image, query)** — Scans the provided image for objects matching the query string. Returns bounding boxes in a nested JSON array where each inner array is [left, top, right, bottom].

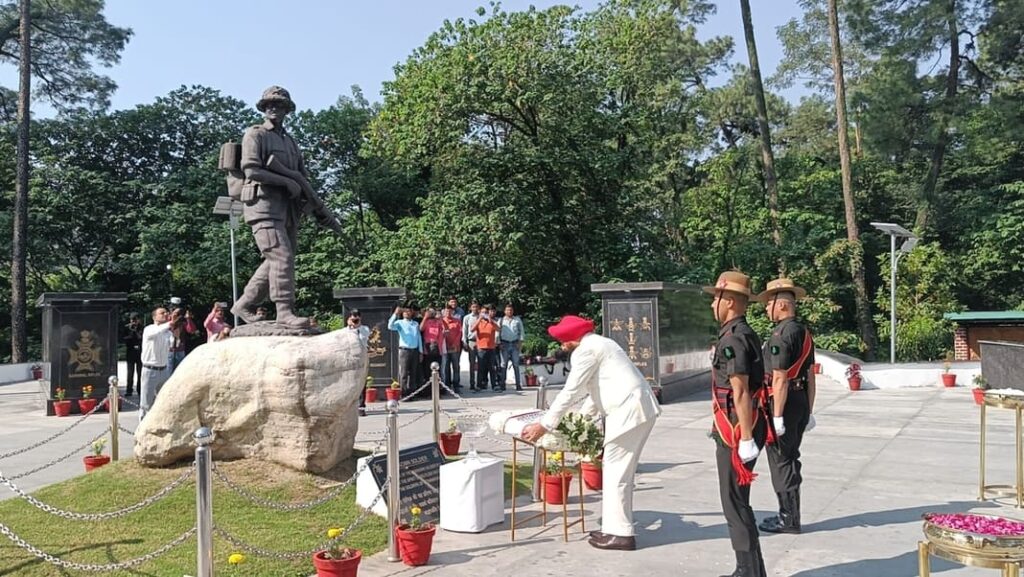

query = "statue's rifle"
[[266, 154, 344, 235]]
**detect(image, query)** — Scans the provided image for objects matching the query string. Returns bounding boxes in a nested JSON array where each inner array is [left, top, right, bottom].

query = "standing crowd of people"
[[386, 297, 527, 398]]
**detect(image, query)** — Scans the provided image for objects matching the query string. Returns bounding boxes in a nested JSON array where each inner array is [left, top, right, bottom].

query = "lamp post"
[[870, 222, 918, 364], [213, 196, 243, 326]]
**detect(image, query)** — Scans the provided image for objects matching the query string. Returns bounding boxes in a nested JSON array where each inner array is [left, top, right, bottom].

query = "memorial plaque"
[[334, 287, 407, 389], [38, 292, 126, 415], [980, 341, 1024, 392], [592, 282, 715, 402], [369, 442, 445, 524]]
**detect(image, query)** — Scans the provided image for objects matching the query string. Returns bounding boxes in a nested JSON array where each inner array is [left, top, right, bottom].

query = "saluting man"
[[755, 278, 816, 535], [705, 271, 768, 577]]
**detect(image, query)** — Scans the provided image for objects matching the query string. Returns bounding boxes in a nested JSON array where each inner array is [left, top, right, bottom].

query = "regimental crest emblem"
[[68, 330, 103, 374], [367, 326, 386, 359]]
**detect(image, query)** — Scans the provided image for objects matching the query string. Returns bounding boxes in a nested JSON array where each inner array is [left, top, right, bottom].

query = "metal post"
[[228, 212, 239, 327], [532, 377, 548, 502], [108, 376, 119, 462], [194, 427, 214, 577], [890, 233, 897, 364], [386, 400, 401, 562], [431, 362, 441, 443]]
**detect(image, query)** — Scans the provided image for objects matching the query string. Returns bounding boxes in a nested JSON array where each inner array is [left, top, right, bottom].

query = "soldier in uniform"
[[755, 278, 817, 535], [705, 271, 768, 577], [232, 86, 337, 327]]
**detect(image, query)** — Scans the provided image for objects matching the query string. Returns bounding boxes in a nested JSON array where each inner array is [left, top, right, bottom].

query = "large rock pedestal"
[[134, 329, 366, 473]]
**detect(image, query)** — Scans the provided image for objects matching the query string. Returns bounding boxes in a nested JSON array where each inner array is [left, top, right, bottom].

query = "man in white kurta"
[[521, 315, 661, 551]]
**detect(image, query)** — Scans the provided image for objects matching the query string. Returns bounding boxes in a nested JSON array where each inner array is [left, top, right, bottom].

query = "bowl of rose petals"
[[923, 513, 1024, 558]]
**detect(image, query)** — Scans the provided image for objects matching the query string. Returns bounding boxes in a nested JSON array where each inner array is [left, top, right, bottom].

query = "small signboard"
[[369, 442, 445, 524]]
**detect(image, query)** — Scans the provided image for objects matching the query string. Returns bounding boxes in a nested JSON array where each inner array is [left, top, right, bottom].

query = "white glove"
[[738, 438, 760, 463], [805, 414, 816, 432], [773, 416, 786, 437]]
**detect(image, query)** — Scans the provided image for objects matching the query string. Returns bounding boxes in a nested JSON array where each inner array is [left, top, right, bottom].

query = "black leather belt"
[[501, 339, 519, 344], [143, 365, 166, 370], [399, 347, 418, 351]]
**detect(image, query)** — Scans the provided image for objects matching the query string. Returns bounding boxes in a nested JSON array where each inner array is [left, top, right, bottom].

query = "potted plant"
[[438, 418, 462, 456], [557, 413, 604, 490], [395, 505, 436, 566], [52, 387, 72, 417], [84, 438, 110, 472], [972, 374, 989, 405], [364, 376, 377, 404], [540, 451, 574, 505], [845, 364, 862, 391], [524, 366, 538, 387], [386, 379, 402, 401], [941, 354, 957, 387], [312, 528, 361, 577], [30, 363, 43, 380], [77, 385, 97, 414]]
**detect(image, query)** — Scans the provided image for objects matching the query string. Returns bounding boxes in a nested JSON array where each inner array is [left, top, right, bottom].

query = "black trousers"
[[716, 418, 767, 555], [398, 348, 419, 395], [477, 348, 498, 390], [126, 354, 142, 394], [767, 388, 810, 494], [466, 343, 478, 388]]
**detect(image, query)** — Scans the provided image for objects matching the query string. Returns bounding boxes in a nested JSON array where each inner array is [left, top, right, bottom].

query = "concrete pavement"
[[1, 365, 1020, 576]]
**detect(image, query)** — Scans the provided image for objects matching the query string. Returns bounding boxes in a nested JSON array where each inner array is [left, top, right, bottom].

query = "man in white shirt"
[[521, 315, 661, 551], [140, 307, 181, 420]]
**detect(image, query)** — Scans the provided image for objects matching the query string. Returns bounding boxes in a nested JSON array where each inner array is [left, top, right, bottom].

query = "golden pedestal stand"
[[979, 392, 1024, 508], [510, 438, 586, 542], [919, 514, 1024, 576]]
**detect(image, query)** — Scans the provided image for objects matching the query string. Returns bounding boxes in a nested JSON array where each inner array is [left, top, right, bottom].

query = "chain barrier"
[[213, 436, 385, 512], [6, 430, 107, 481], [213, 477, 389, 560], [120, 395, 140, 408], [0, 399, 105, 461], [0, 465, 194, 521], [118, 424, 136, 437], [0, 520, 195, 571]]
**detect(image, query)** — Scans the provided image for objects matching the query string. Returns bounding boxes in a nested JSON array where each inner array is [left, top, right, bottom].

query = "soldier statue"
[[219, 86, 341, 328]]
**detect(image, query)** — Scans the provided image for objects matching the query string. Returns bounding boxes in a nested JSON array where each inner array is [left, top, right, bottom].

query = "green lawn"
[[0, 458, 388, 577], [0, 455, 530, 576]]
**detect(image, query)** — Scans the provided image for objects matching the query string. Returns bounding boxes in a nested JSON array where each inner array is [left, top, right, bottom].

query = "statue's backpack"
[[218, 141, 257, 205]]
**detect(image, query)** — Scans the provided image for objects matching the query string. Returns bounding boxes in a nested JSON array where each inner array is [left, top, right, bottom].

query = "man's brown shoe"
[[588, 533, 636, 551], [589, 530, 606, 540]]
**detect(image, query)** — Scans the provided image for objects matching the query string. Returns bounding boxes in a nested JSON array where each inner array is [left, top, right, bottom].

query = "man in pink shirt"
[[440, 307, 463, 392], [420, 308, 444, 384], [204, 302, 230, 342]]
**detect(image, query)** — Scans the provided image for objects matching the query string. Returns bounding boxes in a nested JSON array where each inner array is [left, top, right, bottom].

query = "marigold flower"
[[410, 506, 422, 516], [327, 527, 342, 539], [227, 553, 245, 565]]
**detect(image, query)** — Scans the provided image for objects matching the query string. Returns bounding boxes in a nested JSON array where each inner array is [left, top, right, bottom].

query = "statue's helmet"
[[256, 86, 296, 113]]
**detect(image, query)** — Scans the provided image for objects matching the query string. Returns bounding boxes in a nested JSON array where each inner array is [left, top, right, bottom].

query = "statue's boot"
[[276, 301, 312, 328], [231, 301, 262, 324]]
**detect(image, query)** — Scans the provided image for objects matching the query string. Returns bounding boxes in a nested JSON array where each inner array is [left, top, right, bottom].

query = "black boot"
[[759, 489, 801, 534], [720, 548, 765, 577]]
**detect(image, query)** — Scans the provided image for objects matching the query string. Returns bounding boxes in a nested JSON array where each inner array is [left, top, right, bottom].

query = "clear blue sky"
[[16, 0, 807, 115]]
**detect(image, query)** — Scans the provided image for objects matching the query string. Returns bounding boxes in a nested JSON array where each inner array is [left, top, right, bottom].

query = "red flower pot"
[[541, 471, 574, 505], [78, 398, 98, 414], [102, 397, 123, 412], [312, 549, 361, 577], [847, 376, 861, 391], [364, 388, 377, 404], [973, 388, 986, 405], [31, 368, 43, 380], [395, 524, 435, 566], [581, 461, 602, 491], [941, 373, 957, 388], [812, 363, 822, 374], [386, 388, 401, 401], [438, 432, 462, 456], [525, 374, 538, 386], [53, 400, 72, 417], [84, 455, 110, 472]]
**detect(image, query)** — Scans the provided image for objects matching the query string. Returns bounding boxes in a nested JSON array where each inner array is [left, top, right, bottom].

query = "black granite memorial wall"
[[38, 292, 127, 415], [334, 287, 407, 391]]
